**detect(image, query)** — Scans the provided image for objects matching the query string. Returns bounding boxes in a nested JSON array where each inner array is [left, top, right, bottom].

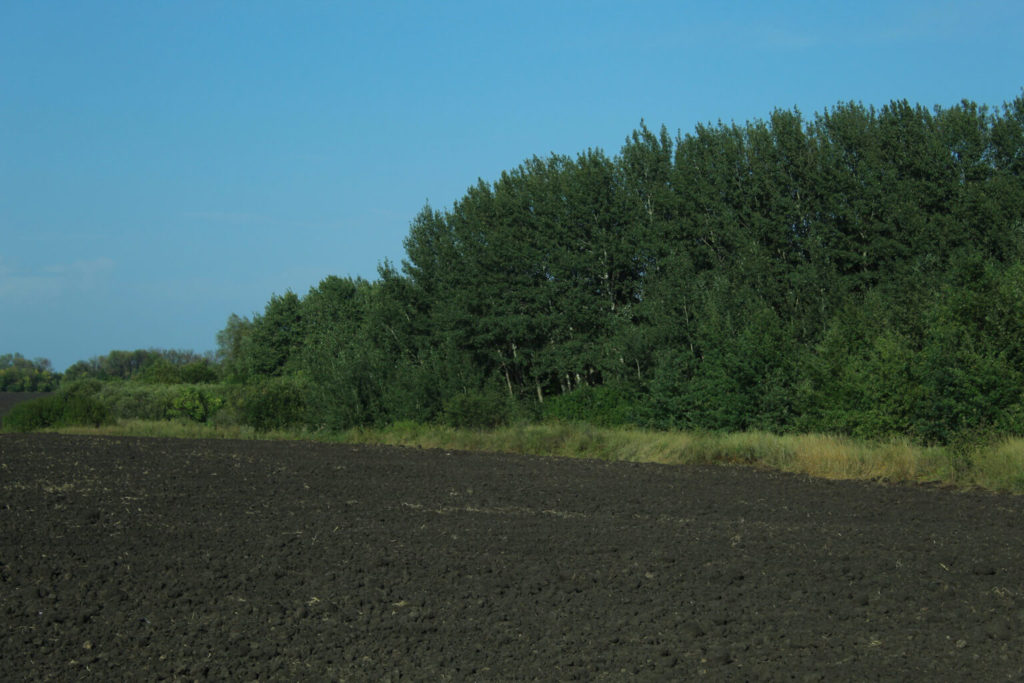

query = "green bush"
[[2, 392, 113, 432], [943, 425, 1002, 480], [61, 395, 114, 427], [91, 381, 226, 423], [442, 388, 518, 429], [98, 382, 175, 420], [138, 358, 220, 384], [138, 359, 182, 384], [179, 361, 219, 384], [2, 395, 63, 431], [232, 378, 307, 431], [168, 386, 224, 423], [542, 384, 638, 427], [60, 378, 104, 399]]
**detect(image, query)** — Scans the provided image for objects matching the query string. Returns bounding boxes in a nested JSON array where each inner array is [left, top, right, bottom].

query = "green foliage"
[[179, 359, 220, 384], [0, 353, 61, 391], [60, 395, 114, 428], [441, 386, 520, 429], [62, 378, 104, 399], [139, 358, 185, 384], [230, 378, 307, 432], [542, 384, 638, 427], [97, 382, 177, 421], [208, 90, 1024, 446], [64, 348, 217, 383], [1, 395, 63, 431], [137, 358, 220, 384], [237, 292, 304, 379], [215, 314, 254, 383], [88, 381, 226, 424], [2, 392, 113, 432], [941, 425, 1005, 482], [168, 386, 223, 423]]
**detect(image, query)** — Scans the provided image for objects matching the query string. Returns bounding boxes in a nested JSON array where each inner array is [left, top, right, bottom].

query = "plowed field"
[[2, 434, 1023, 680]]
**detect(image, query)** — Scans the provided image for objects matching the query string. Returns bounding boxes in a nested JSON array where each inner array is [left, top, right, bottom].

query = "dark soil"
[[2, 434, 1023, 681]]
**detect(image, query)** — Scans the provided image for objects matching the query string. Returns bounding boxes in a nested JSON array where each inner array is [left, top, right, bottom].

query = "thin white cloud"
[[0, 272, 62, 300], [862, 1, 1022, 45], [0, 257, 114, 302]]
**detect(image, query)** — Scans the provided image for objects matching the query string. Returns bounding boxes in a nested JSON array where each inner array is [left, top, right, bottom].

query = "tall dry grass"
[[37, 418, 1024, 493], [968, 437, 1024, 492]]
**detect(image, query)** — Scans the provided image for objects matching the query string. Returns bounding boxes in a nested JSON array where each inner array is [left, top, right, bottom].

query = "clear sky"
[[2, 1, 1022, 371]]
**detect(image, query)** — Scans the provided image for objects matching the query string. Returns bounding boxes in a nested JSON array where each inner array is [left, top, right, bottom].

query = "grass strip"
[[34, 418, 1024, 494]]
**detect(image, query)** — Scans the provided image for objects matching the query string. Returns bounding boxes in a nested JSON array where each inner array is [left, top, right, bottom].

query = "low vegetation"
[[2, 392, 112, 432]]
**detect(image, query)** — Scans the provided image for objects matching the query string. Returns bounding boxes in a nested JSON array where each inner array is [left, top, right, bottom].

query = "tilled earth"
[[2, 433, 1023, 681]]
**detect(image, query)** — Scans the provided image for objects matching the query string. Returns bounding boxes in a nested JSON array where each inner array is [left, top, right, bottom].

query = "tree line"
[[0, 354, 60, 392], [11, 93, 1024, 444], [63, 348, 219, 384], [209, 93, 1024, 444], [0, 349, 221, 391], [210, 93, 1024, 443]]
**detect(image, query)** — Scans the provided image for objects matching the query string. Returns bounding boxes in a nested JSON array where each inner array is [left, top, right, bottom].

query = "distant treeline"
[[63, 348, 219, 384], [25, 93, 1024, 445], [0, 348, 222, 391], [0, 354, 60, 392]]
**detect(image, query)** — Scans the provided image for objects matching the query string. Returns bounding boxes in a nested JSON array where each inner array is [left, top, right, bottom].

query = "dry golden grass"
[[969, 438, 1024, 492], [346, 422, 1019, 491], [773, 433, 925, 482], [40, 418, 1024, 493]]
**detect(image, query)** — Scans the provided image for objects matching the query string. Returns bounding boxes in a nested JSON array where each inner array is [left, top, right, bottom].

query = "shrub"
[[168, 386, 224, 423], [944, 425, 1001, 481], [60, 378, 104, 399], [139, 359, 220, 384], [90, 381, 227, 423], [138, 359, 182, 384], [542, 384, 638, 427], [98, 382, 175, 420], [1, 392, 113, 432], [179, 361, 219, 384], [2, 395, 63, 431], [233, 378, 307, 431], [61, 394, 114, 428], [442, 388, 518, 429]]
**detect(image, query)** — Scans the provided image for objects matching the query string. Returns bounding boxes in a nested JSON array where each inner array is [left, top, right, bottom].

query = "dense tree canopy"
[[64, 349, 218, 384], [0, 354, 60, 392], [217, 93, 1024, 443]]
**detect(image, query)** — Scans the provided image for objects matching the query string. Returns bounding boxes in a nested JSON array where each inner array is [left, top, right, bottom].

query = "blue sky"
[[2, 1, 1022, 371]]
